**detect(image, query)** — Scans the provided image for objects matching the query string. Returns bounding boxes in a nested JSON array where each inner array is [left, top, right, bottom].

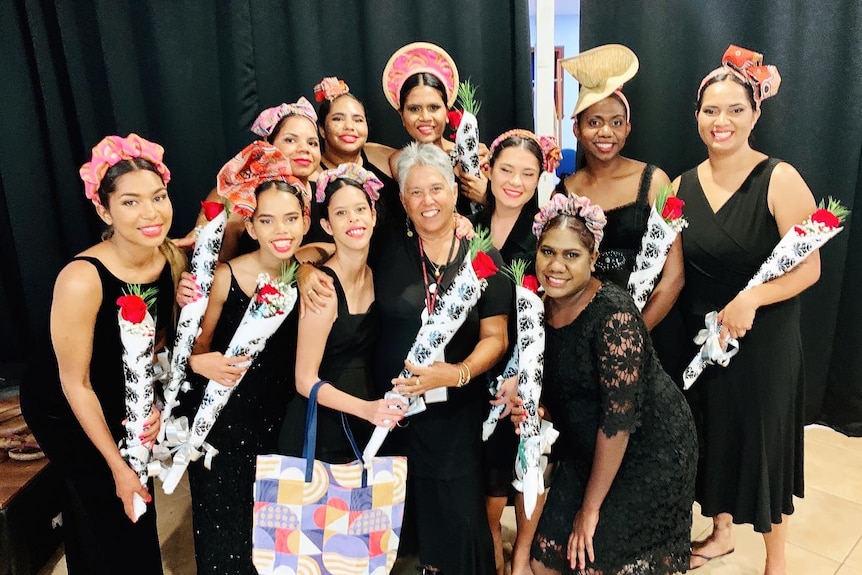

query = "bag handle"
[[302, 380, 367, 485]]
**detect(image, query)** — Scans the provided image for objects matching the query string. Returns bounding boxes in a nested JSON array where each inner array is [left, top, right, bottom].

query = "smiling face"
[[245, 184, 309, 261], [320, 96, 369, 158], [98, 168, 173, 247], [696, 79, 760, 155], [401, 164, 457, 237], [488, 145, 541, 212], [535, 222, 598, 303], [574, 96, 631, 161], [271, 115, 321, 180], [320, 184, 376, 250], [400, 85, 448, 145]]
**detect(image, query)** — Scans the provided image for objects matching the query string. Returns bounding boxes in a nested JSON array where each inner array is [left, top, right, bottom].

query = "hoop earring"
[[406, 216, 414, 238]]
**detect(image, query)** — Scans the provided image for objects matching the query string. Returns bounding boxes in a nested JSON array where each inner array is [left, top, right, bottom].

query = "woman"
[[555, 45, 682, 330], [184, 141, 308, 575], [472, 129, 560, 575], [313, 77, 404, 230], [676, 46, 819, 574], [382, 42, 489, 212], [20, 134, 185, 574], [522, 194, 696, 575], [278, 163, 406, 463]]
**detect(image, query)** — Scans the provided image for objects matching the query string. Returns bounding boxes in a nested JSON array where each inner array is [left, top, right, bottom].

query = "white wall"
[[530, 14, 580, 151]]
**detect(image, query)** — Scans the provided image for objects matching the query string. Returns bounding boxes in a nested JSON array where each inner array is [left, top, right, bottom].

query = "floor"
[[38, 425, 862, 575]]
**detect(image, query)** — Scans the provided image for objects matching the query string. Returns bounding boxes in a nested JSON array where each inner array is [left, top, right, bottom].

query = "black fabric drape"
[[0, 0, 533, 364], [580, 0, 862, 433]]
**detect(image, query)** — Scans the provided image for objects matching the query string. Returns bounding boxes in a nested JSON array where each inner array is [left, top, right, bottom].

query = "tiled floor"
[[39, 425, 862, 575]]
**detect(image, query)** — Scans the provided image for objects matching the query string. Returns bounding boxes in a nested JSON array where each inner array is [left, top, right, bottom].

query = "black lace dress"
[[533, 283, 696, 574], [277, 266, 379, 463], [184, 263, 298, 575]]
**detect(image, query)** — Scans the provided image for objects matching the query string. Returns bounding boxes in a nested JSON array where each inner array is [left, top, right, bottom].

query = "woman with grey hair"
[[298, 142, 510, 574]]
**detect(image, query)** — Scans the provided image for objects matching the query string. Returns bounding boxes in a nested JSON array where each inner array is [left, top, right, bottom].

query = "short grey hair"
[[396, 142, 456, 194]]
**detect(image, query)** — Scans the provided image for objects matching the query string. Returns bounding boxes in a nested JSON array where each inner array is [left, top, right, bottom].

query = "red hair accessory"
[[216, 141, 305, 218], [488, 129, 561, 174], [79, 133, 170, 207], [314, 163, 383, 206], [314, 77, 350, 102], [698, 45, 781, 108]]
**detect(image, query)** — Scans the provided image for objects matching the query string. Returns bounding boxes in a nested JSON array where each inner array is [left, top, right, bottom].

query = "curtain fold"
[[580, 0, 862, 433]]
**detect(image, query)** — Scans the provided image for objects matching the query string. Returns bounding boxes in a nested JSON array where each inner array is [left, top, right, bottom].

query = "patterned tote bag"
[[252, 381, 407, 575]]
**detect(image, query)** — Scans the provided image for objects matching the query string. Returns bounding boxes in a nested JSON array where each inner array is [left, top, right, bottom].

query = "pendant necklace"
[[418, 234, 458, 314]]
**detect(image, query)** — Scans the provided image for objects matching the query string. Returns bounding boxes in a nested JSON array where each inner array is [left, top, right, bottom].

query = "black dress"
[[184, 263, 298, 575], [277, 266, 379, 463], [20, 256, 172, 575], [470, 205, 538, 497], [677, 158, 805, 532], [534, 283, 696, 574], [371, 228, 512, 575]]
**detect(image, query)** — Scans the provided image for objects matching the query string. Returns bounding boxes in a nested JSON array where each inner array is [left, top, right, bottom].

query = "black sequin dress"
[[184, 263, 298, 575], [533, 283, 696, 574]]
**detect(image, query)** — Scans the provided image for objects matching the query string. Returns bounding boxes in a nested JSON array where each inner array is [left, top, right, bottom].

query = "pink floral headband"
[[251, 97, 318, 138], [698, 45, 781, 109], [217, 141, 305, 218], [314, 77, 350, 102], [488, 129, 562, 173], [533, 193, 607, 251], [79, 133, 171, 207], [315, 163, 382, 206]]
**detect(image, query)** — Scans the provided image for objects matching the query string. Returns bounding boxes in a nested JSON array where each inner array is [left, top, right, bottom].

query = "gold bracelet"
[[456, 362, 471, 387]]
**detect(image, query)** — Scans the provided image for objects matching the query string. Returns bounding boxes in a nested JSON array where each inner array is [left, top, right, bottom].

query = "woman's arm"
[[718, 162, 820, 342], [641, 168, 684, 329], [295, 288, 404, 427], [51, 261, 151, 521], [393, 314, 508, 394], [187, 263, 250, 385], [364, 142, 396, 178]]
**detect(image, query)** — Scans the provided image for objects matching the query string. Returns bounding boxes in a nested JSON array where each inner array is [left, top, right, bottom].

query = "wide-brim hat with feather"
[[382, 41, 459, 110], [560, 44, 639, 117]]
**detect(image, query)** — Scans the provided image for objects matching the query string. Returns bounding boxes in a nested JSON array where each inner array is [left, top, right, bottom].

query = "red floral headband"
[[79, 133, 170, 207], [314, 77, 350, 102], [488, 129, 561, 174], [216, 141, 305, 218], [314, 163, 383, 206], [698, 45, 781, 109]]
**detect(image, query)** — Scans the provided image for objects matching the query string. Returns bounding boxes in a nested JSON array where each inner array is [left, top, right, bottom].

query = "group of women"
[[19, 39, 817, 575]]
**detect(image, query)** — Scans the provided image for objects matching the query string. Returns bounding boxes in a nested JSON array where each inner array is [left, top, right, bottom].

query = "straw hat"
[[382, 42, 459, 109], [560, 44, 639, 117]]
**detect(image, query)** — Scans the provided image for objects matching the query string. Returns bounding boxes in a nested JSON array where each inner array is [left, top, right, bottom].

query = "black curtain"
[[580, 0, 862, 434], [0, 0, 533, 364]]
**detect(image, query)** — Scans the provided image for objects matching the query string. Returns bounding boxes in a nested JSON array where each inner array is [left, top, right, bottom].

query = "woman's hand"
[[490, 375, 519, 418], [568, 507, 600, 571], [511, 400, 545, 434], [176, 271, 201, 307], [718, 290, 759, 345], [112, 463, 151, 522], [188, 352, 250, 386], [170, 230, 197, 250], [124, 408, 161, 448], [297, 263, 335, 317], [455, 166, 488, 206], [392, 360, 460, 396], [454, 213, 475, 239], [364, 397, 408, 429]]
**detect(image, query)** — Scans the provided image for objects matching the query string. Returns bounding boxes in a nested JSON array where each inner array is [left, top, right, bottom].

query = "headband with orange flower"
[[250, 97, 318, 138], [314, 163, 383, 206], [488, 129, 562, 174], [314, 77, 351, 102], [533, 193, 607, 251], [79, 133, 171, 207], [698, 45, 781, 109], [216, 141, 305, 218]]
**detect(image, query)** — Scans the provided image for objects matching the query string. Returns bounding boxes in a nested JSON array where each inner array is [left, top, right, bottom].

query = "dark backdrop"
[[580, 0, 862, 433], [0, 0, 533, 363]]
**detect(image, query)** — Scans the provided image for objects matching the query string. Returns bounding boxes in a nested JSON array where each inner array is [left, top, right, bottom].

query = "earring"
[[406, 216, 414, 237]]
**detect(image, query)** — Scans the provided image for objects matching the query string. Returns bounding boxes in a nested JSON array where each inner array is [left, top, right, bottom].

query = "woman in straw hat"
[[555, 45, 683, 331], [675, 45, 818, 573]]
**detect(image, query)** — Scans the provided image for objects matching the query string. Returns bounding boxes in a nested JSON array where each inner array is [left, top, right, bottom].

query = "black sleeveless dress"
[[277, 266, 379, 463], [184, 263, 298, 575], [677, 158, 805, 532], [533, 284, 696, 574], [20, 256, 172, 575]]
